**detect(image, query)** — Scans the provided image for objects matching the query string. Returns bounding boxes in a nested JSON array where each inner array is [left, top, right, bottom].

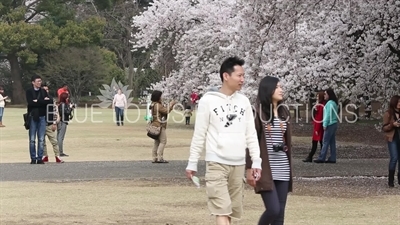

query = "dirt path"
[[0, 159, 389, 182]]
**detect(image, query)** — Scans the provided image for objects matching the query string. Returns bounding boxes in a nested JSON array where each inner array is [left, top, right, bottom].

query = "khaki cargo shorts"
[[205, 161, 245, 220]]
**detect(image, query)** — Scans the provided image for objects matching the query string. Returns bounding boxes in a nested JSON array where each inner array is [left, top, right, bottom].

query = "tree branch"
[[105, 12, 131, 31], [322, 0, 337, 21], [388, 43, 400, 58], [25, 10, 39, 23], [26, 0, 40, 9]]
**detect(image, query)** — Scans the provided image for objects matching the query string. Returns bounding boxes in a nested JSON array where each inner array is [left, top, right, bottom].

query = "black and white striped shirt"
[[264, 118, 290, 181]]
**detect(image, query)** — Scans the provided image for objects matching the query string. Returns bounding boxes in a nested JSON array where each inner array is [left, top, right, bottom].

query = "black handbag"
[[23, 113, 31, 130]]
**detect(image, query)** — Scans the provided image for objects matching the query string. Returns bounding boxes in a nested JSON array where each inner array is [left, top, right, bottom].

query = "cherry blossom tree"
[[132, 0, 239, 102], [132, 0, 400, 112]]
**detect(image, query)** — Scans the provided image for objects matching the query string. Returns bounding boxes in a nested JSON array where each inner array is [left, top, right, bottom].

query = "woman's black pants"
[[258, 180, 289, 225]]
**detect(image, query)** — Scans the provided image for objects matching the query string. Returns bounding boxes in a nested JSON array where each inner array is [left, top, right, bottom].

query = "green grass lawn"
[[0, 107, 195, 163]]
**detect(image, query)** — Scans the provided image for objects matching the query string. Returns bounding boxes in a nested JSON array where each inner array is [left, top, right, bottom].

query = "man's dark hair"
[[31, 75, 41, 82], [219, 56, 245, 82]]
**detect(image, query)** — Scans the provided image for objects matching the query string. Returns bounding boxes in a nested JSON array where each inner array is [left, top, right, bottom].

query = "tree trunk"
[[8, 54, 26, 104], [127, 50, 135, 97]]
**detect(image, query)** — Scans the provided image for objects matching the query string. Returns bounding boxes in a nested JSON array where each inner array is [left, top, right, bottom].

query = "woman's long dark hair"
[[326, 88, 338, 105], [388, 95, 400, 120], [149, 90, 162, 110], [257, 76, 288, 125]]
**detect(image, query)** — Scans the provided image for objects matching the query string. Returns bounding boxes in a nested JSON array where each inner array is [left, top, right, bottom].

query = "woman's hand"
[[393, 121, 400, 127]]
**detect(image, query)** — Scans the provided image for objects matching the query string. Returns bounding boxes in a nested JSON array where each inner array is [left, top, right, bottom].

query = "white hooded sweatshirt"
[[186, 91, 262, 172]]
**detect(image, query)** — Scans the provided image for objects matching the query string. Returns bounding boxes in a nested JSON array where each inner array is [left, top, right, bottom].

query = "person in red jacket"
[[190, 91, 198, 104], [303, 91, 326, 162], [57, 84, 69, 103]]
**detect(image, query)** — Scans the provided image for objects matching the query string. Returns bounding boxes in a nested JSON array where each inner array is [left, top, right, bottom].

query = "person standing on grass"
[[58, 92, 72, 157], [246, 76, 293, 225], [150, 90, 177, 163], [303, 91, 326, 162], [184, 105, 192, 125], [0, 86, 8, 127], [26, 75, 51, 164], [112, 88, 127, 126], [382, 95, 400, 188], [185, 56, 262, 225], [42, 84, 64, 163], [314, 88, 339, 164]]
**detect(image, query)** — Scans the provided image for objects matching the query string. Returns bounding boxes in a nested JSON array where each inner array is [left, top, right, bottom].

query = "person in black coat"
[[26, 75, 51, 164]]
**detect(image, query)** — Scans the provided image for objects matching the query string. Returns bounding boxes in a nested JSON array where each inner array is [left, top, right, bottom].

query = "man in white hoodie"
[[186, 57, 262, 225]]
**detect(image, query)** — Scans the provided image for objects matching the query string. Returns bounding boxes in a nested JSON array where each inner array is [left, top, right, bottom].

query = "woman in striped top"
[[246, 76, 293, 225]]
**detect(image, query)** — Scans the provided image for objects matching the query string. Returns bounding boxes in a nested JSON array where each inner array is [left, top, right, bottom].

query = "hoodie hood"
[[202, 90, 238, 100]]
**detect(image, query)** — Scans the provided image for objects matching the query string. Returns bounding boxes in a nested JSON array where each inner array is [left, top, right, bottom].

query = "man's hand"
[[323, 127, 326, 131], [51, 124, 57, 131], [246, 168, 262, 187], [393, 121, 400, 128], [33, 99, 38, 102], [186, 169, 196, 180], [252, 168, 262, 181], [44, 97, 50, 100]]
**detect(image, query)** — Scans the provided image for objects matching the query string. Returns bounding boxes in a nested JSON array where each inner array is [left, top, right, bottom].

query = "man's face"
[[32, 78, 42, 88], [223, 65, 245, 91]]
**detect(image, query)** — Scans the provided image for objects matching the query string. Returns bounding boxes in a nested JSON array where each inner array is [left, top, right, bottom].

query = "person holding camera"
[[382, 95, 400, 187], [246, 76, 293, 225], [149, 90, 177, 163]]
